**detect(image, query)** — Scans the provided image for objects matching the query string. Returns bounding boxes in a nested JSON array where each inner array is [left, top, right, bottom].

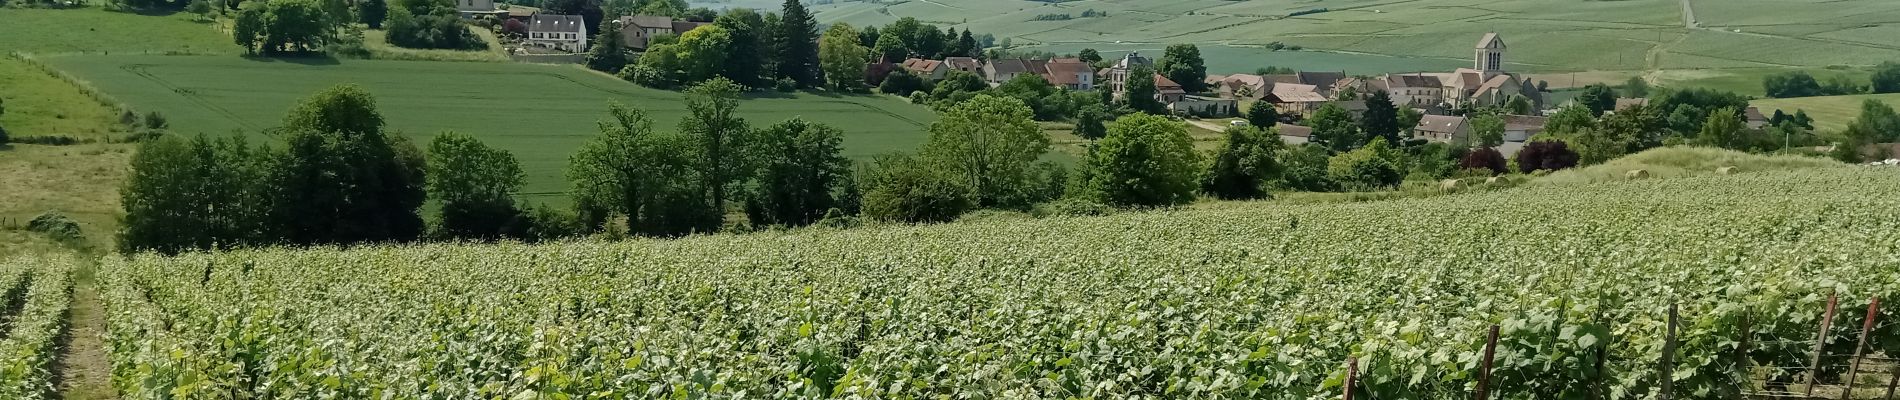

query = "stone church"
[[1339, 33, 1544, 111]]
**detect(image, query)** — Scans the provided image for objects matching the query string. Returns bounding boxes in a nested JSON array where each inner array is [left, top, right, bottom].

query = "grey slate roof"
[[531, 14, 585, 33]]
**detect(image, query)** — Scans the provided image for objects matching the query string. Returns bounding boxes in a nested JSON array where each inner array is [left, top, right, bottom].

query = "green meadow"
[[41, 55, 940, 204], [1752, 93, 1900, 133]]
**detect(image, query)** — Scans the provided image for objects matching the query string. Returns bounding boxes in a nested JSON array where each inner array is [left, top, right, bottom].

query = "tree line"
[[1762, 62, 1900, 99]]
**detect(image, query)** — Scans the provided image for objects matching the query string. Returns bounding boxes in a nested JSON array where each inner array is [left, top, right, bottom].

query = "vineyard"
[[0, 255, 76, 399], [96, 168, 1900, 399]]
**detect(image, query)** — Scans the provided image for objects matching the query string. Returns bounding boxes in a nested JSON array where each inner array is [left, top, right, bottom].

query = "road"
[[1680, 0, 1696, 28]]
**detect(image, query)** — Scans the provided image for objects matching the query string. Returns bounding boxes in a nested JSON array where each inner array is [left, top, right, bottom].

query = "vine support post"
[[1884, 362, 1898, 400], [1344, 357, 1357, 400], [1736, 306, 1752, 368], [1806, 292, 1840, 397], [1661, 303, 1678, 400], [1477, 324, 1499, 400], [1840, 297, 1880, 400]]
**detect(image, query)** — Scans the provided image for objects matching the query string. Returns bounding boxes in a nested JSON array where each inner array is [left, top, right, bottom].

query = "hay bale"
[[1485, 176, 1502, 184], [1716, 166, 1738, 175], [1625, 169, 1649, 179], [1439, 179, 1464, 190]]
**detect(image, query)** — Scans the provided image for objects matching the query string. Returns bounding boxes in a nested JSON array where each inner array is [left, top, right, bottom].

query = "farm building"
[[983, 59, 1046, 84], [901, 58, 949, 81], [1043, 58, 1095, 91], [1267, 83, 1328, 115], [1170, 95, 1237, 117], [1503, 115, 1547, 142], [1415, 115, 1469, 143], [453, 0, 502, 19], [527, 14, 588, 53], [619, 15, 709, 52]]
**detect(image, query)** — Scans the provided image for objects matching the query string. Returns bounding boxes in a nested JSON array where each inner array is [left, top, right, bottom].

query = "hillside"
[[95, 165, 1900, 398], [727, 0, 1900, 84]]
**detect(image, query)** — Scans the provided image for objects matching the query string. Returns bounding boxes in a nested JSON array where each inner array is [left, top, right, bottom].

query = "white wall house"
[[527, 14, 588, 53]]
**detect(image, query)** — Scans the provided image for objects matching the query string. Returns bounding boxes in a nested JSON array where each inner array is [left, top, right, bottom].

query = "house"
[[1502, 115, 1547, 142], [1154, 73, 1186, 103], [1210, 74, 1270, 100], [983, 59, 1047, 84], [1170, 95, 1237, 117], [1295, 71, 1347, 97], [1744, 107, 1769, 129], [1415, 115, 1469, 143], [1382, 74, 1446, 106], [618, 15, 709, 51], [527, 14, 588, 52], [944, 57, 982, 75], [1099, 52, 1154, 97], [1042, 59, 1095, 90], [504, 5, 540, 22], [1267, 83, 1329, 115], [901, 58, 950, 81], [453, 0, 503, 19]]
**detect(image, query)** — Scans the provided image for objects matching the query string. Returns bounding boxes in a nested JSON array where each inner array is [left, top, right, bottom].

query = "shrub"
[[775, 78, 799, 93], [860, 154, 973, 224], [1460, 147, 1507, 175], [143, 111, 169, 130], [1515, 140, 1580, 173], [386, 9, 488, 50]]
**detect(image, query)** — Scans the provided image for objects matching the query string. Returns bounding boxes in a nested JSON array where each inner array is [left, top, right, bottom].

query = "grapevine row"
[[99, 169, 1900, 399]]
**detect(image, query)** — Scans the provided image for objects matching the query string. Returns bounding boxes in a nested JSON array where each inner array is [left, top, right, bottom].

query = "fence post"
[[1885, 362, 1898, 400], [1840, 297, 1881, 400], [1661, 303, 1678, 400], [1477, 324, 1499, 400], [1344, 357, 1358, 400], [1806, 292, 1840, 397]]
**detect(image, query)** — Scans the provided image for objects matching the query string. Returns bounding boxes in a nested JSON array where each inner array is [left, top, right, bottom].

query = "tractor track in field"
[[119, 63, 264, 132]]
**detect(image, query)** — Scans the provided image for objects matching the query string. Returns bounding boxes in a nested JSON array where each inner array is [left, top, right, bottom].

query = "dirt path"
[[53, 260, 115, 400]]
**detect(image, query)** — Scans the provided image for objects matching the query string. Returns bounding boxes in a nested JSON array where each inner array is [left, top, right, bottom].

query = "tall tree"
[[714, 8, 770, 88], [1505, 94, 1534, 115], [819, 23, 870, 91], [1575, 83, 1616, 116], [952, 29, 977, 57], [681, 78, 752, 215], [1083, 113, 1201, 207], [1874, 62, 1900, 94], [271, 85, 426, 245], [1156, 43, 1208, 93], [1202, 125, 1284, 200], [1125, 65, 1165, 115], [1624, 76, 1649, 97], [745, 118, 849, 227], [1697, 107, 1744, 149], [776, 0, 821, 86], [360, 0, 387, 29], [1308, 102, 1361, 153], [873, 31, 907, 63], [920, 94, 1051, 208], [427, 131, 525, 240], [1360, 90, 1400, 144], [119, 134, 270, 254], [233, 5, 266, 54], [261, 0, 330, 54], [585, 20, 631, 73], [1074, 102, 1109, 141], [1468, 113, 1505, 148], [1077, 48, 1102, 64], [567, 103, 716, 236]]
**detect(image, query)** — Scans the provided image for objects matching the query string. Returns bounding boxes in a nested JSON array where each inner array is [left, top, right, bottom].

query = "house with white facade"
[[527, 14, 588, 52], [1042, 58, 1095, 91]]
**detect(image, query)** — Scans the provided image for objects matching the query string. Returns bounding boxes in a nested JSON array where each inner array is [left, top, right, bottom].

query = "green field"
[[779, 0, 1900, 76], [41, 55, 940, 204], [0, 7, 238, 55], [96, 166, 1900, 398], [1752, 93, 1900, 133]]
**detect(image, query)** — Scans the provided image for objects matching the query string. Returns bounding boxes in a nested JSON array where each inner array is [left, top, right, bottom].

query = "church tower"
[[1475, 33, 1504, 78]]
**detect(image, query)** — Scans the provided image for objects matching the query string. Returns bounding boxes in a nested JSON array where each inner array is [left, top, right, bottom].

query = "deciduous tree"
[[1202, 125, 1284, 200], [745, 118, 849, 227], [1082, 113, 1200, 207], [681, 78, 752, 215], [819, 23, 870, 91], [1246, 100, 1278, 129], [567, 103, 717, 235], [920, 95, 1050, 208], [427, 131, 525, 240], [1309, 102, 1360, 152], [1156, 43, 1207, 93]]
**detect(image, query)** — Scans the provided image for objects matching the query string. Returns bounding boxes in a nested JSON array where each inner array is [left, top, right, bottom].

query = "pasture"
[[1752, 93, 1900, 133], [40, 55, 940, 204], [0, 7, 237, 55]]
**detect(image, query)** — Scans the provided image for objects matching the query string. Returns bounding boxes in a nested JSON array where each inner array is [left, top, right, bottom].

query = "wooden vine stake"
[[1840, 297, 1880, 400], [1344, 357, 1358, 400], [1806, 292, 1839, 397], [1884, 362, 1898, 400], [1660, 303, 1678, 400], [1476, 324, 1499, 400]]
